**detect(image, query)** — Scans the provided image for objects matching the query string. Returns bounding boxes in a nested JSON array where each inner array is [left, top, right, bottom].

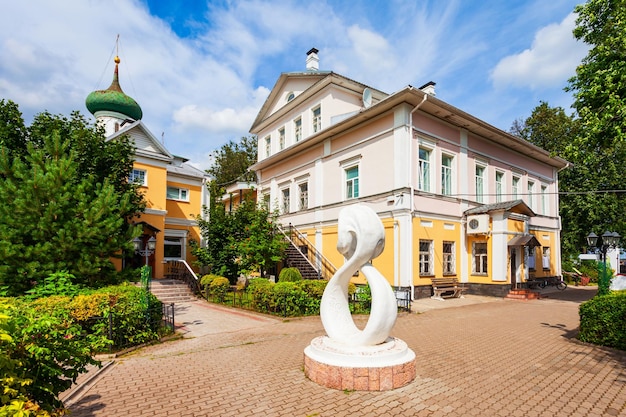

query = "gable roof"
[[464, 199, 535, 217], [250, 71, 387, 133], [107, 120, 173, 161]]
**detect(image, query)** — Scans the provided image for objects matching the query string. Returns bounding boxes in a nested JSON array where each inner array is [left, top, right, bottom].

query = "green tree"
[[192, 136, 285, 281], [207, 136, 257, 186], [0, 102, 143, 294], [563, 0, 626, 253]]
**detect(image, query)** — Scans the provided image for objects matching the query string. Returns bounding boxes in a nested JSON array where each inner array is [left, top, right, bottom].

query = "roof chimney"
[[306, 48, 319, 71], [419, 81, 436, 96]]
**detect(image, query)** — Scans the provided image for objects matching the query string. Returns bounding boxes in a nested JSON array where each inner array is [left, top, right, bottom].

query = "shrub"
[[279, 267, 303, 282], [209, 277, 231, 302], [579, 291, 626, 350], [25, 271, 82, 299], [0, 299, 101, 414]]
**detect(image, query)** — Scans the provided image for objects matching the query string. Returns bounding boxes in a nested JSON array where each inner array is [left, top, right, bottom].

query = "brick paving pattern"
[[68, 287, 626, 416]]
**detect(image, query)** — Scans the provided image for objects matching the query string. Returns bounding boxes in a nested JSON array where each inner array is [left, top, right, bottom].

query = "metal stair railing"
[[280, 223, 337, 280], [165, 260, 200, 294]]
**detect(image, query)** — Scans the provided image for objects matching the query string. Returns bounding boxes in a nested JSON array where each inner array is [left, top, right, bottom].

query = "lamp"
[[587, 230, 621, 296], [134, 235, 157, 267]]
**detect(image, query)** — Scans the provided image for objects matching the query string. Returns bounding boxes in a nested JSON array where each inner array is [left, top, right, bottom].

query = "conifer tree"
[[0, 101, 143, 294]]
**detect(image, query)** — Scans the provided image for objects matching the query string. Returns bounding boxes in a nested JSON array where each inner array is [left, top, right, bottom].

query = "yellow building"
[[250, 49, 568, 298], [86, 56, 209, 278]]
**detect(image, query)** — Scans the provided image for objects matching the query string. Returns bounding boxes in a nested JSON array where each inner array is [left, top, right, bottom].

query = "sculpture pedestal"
[[304, 336, 416, 391]]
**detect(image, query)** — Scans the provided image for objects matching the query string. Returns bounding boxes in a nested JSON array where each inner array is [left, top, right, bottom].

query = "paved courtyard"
[[66, 287, 626, 416]]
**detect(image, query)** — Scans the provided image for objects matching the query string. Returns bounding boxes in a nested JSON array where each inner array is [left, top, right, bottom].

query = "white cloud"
[[491, 12, 589, 90]]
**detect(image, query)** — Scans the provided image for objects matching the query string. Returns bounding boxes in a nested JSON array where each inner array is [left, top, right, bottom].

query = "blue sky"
[[0, 0, 587, 170]]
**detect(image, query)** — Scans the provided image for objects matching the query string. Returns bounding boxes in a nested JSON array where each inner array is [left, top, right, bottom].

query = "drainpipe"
[[407, 91, 428, 300]]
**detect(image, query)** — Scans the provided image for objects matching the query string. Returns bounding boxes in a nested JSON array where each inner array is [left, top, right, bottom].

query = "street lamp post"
[[133, 236, 157, 266], [586, 231, 620, 296]]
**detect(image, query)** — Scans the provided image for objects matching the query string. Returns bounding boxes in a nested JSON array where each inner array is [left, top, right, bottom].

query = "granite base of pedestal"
[[303, 336, 416, 391]]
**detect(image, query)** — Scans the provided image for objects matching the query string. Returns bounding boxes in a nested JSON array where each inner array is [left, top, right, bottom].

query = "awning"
[[133, 221, 161, 233], [508, 235, 541, 247]]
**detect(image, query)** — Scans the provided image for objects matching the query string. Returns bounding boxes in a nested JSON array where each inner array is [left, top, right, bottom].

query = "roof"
[[167, 163, 208, 180], [250, 83, 569, 172], [508, 234, 542, 247], [86, 57, 142, 121], [464, 200, 536, 217]]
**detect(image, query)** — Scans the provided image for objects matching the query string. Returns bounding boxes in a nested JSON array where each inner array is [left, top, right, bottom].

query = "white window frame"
[[419, 240, 434, 276], [475, 163, 486, 203], [472, 241, 488, 275], [264, 135, 272, 158], [166, 186, 189, 202], [297, 181, 309, 211], [312, 106, 321, 133], [443, 241, 455, 275], [279, 127, 285, 150], [281, 186, 291, 214], [495, 171, 504, 203], [542, 247, 551, 270], [541, 184, 548, 215], [512, 175, 520, 200], [294, 117, 302, 142], [129, 168, 147, 186], [527, 246, 536, 270], [441, 154, 454, 196], [527, 180, 535, 209], [344, 165, 359, 200], [163, 229, 188, 261], [418, 147, 432, 192]]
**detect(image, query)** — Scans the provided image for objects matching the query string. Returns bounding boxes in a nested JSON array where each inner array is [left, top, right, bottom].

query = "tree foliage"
[[0, 101, 144, 294], [206, 136, 257, 186], [513, 1, 626, 258], [192, 199, 286, 282], [193, 136, 285, 281], [563, 0, 626, 253]]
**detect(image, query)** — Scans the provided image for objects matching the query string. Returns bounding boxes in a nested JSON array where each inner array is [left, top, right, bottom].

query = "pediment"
[[107, 120, 173, 161]]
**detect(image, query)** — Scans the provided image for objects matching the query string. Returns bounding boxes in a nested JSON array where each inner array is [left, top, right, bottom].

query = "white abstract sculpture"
[[320, 204, 398, 346], [304, 204, 416, 391]]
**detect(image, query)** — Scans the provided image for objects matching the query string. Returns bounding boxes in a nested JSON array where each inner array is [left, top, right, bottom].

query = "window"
[[163, 237, 183, 259], [512, 176, 520, 199], [443, 241, 455, 275], [541, 185, 548, 215], [542, 247, 550, 270], [312, 106, 321, 133], [527, 246, 536, 270], [345, 166, 359, 199], [286, 92, 295, 102], [441, 155, 453, 196], [475, 165, 485, 203], [472, 242, 488, 275], [495, 171, 504, 203], [281, 188, 290, 214], [419, 240, 433, 276], [279, 127, 285, 150], [418, 148, 431, 192], [265, 136, 271, 157], [262, 193, 271, 210], [527, 181, 535, 209], [166, 186, 189, 201], [294, 118, 302, 142], [129, 169, 146, 186], [298, 182, 308, 211]]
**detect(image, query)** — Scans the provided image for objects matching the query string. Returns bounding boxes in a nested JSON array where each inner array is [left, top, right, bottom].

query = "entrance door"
[[510, 248, 518, 289]]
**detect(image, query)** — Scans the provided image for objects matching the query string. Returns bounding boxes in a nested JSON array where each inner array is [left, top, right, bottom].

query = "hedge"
[[579, 291, 626, 351]]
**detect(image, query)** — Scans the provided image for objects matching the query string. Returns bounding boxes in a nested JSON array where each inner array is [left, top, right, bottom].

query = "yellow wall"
[[413, 217, 463, 285]]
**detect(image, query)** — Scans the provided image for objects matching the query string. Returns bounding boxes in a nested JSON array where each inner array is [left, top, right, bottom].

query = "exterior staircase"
[[149, 279, 198, 303], [284, 242, 322, 280], [505, 288, 541, 300]]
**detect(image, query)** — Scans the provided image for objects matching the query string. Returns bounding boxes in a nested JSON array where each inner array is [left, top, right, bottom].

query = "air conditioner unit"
[[466, 214, 490, 235]]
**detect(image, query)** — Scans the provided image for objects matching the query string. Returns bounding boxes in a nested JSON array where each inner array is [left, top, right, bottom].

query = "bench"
[[430, 277, 466, 300]]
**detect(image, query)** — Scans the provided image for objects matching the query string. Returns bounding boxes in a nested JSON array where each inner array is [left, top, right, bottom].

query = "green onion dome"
[[86, 56, 143, 121]]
